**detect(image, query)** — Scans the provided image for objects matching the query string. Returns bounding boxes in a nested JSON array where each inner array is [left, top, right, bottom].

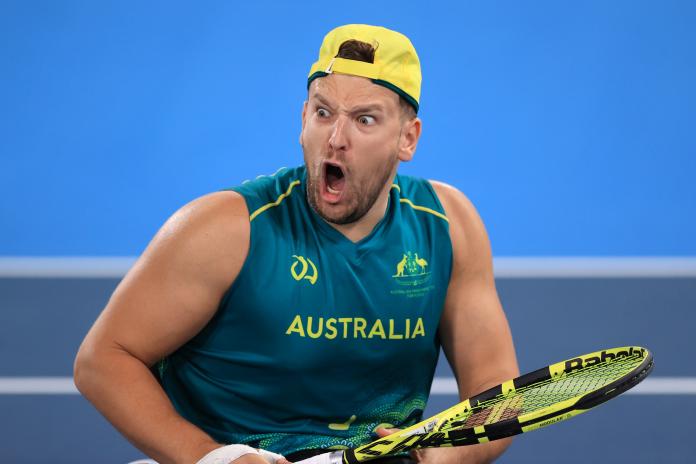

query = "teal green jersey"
[[160, 166, 453, 455]]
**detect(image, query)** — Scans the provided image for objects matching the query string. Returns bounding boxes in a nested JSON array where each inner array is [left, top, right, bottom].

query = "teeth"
[[327, 185, 339, 194]]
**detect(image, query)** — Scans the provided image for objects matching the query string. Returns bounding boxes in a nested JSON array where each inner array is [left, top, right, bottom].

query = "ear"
[[299, 100, 308, 146], [397, 117, 422, 162]]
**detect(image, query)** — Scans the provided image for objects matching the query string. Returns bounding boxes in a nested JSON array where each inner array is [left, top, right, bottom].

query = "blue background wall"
[[2, 0, 695, 256], [1, 1, 695, 463]]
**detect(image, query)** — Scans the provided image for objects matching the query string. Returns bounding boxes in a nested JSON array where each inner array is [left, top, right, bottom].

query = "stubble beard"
[[305, 154, 398, 226]]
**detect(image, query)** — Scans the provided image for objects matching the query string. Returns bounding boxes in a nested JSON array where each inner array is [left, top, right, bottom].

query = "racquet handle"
[[294, 451, 344, 464]]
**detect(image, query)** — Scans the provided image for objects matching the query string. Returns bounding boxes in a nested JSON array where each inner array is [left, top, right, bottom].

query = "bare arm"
[[74, 191, 257, 464], [429, 181, 519, 464]]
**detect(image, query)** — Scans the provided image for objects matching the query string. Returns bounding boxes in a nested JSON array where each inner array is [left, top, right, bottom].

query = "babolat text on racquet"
[[296, 346, 653, 464]]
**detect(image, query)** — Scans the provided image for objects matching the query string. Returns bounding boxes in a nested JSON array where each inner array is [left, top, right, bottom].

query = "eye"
[[317, 107, 330, 118], [358, 115, 376, 126]]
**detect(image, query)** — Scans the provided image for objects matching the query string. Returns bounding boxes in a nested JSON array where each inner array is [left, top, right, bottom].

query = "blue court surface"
[[1, 268, 694, 463]]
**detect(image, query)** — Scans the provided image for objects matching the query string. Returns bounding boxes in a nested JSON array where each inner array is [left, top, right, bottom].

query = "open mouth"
[[322, 162, 346, 203], [325, 163, 345, 193]]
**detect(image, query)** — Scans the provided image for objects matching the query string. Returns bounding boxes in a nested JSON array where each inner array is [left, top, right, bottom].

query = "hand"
[[375, 427, 424, 463], [258, 449, 286, 464], [196, 445, 286, 464], [374, 427, 463, 464], [235, 454, 276, 464]]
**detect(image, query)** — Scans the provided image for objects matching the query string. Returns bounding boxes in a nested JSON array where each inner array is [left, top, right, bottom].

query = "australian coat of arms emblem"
[[392, 251, 432, 286]]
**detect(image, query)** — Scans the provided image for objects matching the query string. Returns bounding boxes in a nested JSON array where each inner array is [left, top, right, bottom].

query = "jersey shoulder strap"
[[393, 174, 449, 225], [224, 167, 305, 223]]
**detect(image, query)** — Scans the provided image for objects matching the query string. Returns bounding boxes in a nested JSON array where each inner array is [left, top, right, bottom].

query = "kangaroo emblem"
[[394, 254, 408, 277], [391, 251, 433, 291]]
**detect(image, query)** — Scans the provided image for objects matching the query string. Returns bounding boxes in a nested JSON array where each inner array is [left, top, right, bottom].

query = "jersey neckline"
[[300, 166, 398, 255]]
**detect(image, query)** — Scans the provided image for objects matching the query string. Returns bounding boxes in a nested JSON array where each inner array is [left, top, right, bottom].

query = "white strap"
[[126, 445, 285, 464], [196, 444, 259, 464]]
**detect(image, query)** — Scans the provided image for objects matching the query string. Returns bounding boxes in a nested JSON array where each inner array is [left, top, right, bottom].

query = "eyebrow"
[[311, 93, 386, 114], [311, 93, 335, 109]]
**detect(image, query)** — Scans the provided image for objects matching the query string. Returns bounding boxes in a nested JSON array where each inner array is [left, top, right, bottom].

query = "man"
[[74, 24, 518, 464]]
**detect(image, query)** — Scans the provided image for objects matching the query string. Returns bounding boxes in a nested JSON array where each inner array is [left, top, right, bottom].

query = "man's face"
[[300, 73, 416, 225]]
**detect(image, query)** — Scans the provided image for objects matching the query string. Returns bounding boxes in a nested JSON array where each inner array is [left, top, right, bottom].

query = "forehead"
[[308, 73, 400, 110]]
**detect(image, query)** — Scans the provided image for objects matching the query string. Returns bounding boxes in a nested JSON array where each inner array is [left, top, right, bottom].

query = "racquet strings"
[[442, 353, 645, 430]]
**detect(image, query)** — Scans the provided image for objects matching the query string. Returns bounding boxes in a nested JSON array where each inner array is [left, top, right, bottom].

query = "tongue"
[[326, 169, 345, 193]]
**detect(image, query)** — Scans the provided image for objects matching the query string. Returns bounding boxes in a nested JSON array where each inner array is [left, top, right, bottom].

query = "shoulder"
[[228, 166, 305, 219], [429, 181, 487, 237], [144, 190, 251, 289], [163, 190, 249, 242], [428, 180, 492, 277], [393, 174, 449, 223]]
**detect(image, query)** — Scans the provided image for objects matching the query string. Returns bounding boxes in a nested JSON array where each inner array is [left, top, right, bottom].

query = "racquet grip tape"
[[343, 449, 358, 464]]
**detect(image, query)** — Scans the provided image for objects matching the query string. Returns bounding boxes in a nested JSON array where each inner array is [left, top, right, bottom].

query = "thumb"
[[375, 426, 402, 438]]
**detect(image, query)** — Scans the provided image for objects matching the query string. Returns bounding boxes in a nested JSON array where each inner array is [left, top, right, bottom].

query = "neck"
[[326, 180, 394, 243]]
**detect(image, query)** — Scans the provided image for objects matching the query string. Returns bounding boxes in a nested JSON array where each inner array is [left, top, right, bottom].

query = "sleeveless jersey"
[[159, 166, 453, 455]]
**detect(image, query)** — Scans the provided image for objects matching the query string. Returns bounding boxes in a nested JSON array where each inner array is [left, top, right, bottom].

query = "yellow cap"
[[307, 24, 421, 113]]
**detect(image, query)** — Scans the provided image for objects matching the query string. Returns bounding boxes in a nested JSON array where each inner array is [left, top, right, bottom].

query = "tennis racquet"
[[296, 346, 653, 464]]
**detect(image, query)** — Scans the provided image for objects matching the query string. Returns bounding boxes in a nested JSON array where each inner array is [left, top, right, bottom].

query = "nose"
[[328, 115, 349, 152]]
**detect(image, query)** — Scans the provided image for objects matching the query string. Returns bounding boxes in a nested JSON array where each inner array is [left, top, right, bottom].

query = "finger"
[[375, 427, 402, 437], [409, 449, 426, 462], [259, 450, 287, 464]]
